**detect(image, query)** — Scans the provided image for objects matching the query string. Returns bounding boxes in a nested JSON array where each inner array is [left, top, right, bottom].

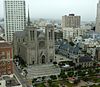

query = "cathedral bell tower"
[[45, 24, 55, 64]]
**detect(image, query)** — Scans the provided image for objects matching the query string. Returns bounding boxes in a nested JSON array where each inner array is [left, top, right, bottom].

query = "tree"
[[50, 75, 57, 80], [88, 68, 95, 76], [95, 68, 100, 73], [59, 70, 67, 79], [42, 76, 45, 81], [24, 69, 28, 77], [48, 80, 52, 86], [32, 78, 37, 83], [51, 83, 59, 87], [69, 42, 75, 46], [67, 71, 74, 77], [53, 61, 57, 66], [75, 65, 82, 70], [78, 70, 85, 77]]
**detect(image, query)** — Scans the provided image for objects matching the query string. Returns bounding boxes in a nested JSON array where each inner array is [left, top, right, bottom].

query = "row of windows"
[[30, 31, 34, 41], [0, 61, 11, 65], [5, 1, 24, 4], [6, 19, 25, 22], [80, 62, 93, 66], [7, 23, 24, 26], [17, 38, 25, 42], [6, 15, 25, 18], [0, 51, 10, 58], [0, 70, 12, 76], [6, 6, 25, 8], [49, 30, 53, 40], [8, 10, 24, 12]]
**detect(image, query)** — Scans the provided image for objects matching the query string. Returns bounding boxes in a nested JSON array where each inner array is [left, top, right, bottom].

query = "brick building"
[[0, 40, 13, 76]]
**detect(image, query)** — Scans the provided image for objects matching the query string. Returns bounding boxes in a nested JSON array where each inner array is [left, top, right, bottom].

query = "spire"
[[27, 6, 31, 26]]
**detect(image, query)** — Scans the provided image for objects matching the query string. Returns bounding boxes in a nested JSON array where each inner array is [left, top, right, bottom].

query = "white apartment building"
[[0, 75, 22, 87], [0, 78, 6, 87], [63, 27, 87, 40], [4, 0, 26, 42], [62, 14, 80, 28]]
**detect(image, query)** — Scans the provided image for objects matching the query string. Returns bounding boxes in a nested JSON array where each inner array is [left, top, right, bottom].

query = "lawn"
[[92, 78, 100, 83], [35, 83, 46, 87], [35, 80, 77, 87], [58, 80, 77, 87]]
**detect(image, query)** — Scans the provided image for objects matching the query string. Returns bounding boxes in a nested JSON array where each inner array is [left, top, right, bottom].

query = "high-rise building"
[[96, 0, 100, 33], [4, 0, 26, 42], [62, 14, 80, 28]]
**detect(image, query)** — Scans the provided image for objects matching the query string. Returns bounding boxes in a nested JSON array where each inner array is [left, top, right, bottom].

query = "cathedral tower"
[[45, 24, 55, 63]]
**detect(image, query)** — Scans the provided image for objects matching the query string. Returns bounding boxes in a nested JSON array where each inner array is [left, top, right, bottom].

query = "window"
[[30, 31, 34, 40], [18, 39, 20, 42], [32, 61, 34, 64], [7, 51, 10, 59], [49, 30, 53, 40], [2, 61, 5, 65], [8, 61, 10, 64], [23, 39, 25, 42], [18, 48, 20, 53], [2, 52, 5, 56], [2, 57, 5, 59]]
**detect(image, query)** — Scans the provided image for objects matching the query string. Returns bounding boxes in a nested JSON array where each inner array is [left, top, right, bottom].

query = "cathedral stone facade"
[[13, 24, 55, 65]]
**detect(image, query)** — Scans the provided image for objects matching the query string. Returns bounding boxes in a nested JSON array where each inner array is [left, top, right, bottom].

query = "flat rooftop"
[[1, 75, 21, 87], [0, 42, 12, 48]]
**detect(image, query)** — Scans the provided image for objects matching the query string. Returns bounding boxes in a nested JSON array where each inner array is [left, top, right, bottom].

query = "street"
[[13, 62, 31, 87]]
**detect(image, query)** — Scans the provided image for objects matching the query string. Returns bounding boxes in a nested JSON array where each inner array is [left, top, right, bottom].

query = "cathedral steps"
[[26, 64, 60, 79]]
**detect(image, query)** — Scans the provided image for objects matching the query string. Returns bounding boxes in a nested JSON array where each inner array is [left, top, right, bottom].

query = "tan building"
[[96, 0, 100, 33], [63, 27, 87, 40], [13, 24, 55, 65], [62, 14, 80, 28]]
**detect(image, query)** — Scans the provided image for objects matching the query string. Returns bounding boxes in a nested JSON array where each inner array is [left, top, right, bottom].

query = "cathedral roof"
[[14, 31, 25, 38], [79, 56, 93, 63]]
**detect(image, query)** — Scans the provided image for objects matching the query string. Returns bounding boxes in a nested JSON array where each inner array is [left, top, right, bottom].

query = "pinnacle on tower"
[[27, 6, 31, 26]]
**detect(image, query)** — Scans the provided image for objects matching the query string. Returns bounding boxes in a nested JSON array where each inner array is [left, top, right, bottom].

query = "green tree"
[[60, 70, 67, 79], [50, 75, 57, 80], [69, 42, 75, 46], [53, 61, 57, 66], [48, 80, 52, 87], [67, 71, 74, 77], [51, 83, 59, 87], [78, 70, 85, 76]]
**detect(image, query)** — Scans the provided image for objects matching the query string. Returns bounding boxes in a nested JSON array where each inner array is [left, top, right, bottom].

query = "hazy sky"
[[0, 0, 99, 21]]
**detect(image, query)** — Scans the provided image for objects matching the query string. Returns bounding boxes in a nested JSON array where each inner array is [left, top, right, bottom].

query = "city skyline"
[[0, 0, 98, 21]]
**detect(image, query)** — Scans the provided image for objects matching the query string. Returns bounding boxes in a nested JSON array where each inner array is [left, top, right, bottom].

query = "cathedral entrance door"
[[42, 55, 45, 64]]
